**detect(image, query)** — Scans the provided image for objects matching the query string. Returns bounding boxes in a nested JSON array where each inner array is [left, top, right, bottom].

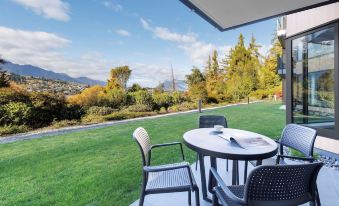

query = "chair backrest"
[[244, 162, 323, 206], [279, 124, 317, 157], [133, 127, 151, 166], [199, 115, 227, 128]]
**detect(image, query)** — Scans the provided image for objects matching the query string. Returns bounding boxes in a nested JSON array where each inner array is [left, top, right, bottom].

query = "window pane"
[[292, 27, 335, 130]]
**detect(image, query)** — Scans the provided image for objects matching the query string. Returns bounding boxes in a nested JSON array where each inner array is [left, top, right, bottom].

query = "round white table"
[[183, 128, 278, 202]]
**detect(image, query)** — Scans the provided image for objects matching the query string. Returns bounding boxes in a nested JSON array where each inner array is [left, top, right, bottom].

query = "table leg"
[[210, 157, 217, 169], [198, 154, 211, 202], [236, 161, 239, 185], [232, 160, 239, 185], [244, 161, 248, 184]]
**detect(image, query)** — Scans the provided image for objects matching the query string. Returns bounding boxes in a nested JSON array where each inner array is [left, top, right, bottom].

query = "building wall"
[[315, 136, 339, 154], [285, 2, 339, 154], [286, 2, 339, 38]]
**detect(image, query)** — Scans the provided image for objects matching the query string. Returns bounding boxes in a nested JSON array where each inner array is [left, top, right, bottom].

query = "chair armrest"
[[208, 168, 245, 204], [151, 142, 185, 160], [144, 162, 195, 190], [274, 139, 280, 144], [143, 162, 190, 172], [276, 154, 314, 164]]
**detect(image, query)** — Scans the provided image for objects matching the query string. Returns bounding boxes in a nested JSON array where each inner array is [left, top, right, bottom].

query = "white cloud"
[[153, 27, 196, 43], [140, 18, 230, 66], [0, 26, 111, 81], [0, 26, 178, 87], [10, 0, 70, 21], [115, 29, 131, 37], [140, 18, 151, 30], [102, 1, 123, 12], [129, 63, 187, 87]]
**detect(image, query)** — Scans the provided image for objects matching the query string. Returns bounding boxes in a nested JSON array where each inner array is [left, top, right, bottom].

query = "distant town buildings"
[[9, 73, 89, 96]]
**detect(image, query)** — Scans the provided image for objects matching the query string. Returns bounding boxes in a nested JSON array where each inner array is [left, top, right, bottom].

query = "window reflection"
[[292, 27, 335, 129]]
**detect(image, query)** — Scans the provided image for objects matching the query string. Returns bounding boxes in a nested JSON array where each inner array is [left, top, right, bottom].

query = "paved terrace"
[[130, 158, 339, 206]]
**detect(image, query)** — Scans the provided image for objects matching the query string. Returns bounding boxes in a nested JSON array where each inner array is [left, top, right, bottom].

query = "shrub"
[[177, 102, 196, 111], [187, 82, 208, 103], [249, 89, 269, 100], [81, 115, 105, 124], [29, 92, 68, 128], [206, 96, 218, 104], [167, 105, 179, 113], [171, 91, 185, 104], [0, 87, 30, 105], [128, 83, 143, 92], [103, 111, 156, 121], [87, 106, 115, 116], [68, 85, 105, 107], [159, 107, 167, 114], [61, 104, 85, 120], [124, 104, 152, 112], [152, 92, 172, 110], [100, 88, 127, 108], [167, 102, 196, 113], [0, 125, 30, 136], [0, 102, 32, 125], [50, 120, 79, 129], [132, 90, 153, 106]]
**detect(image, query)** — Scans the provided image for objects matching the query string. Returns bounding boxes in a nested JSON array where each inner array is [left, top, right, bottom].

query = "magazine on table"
[[218, 134, 271, 149]]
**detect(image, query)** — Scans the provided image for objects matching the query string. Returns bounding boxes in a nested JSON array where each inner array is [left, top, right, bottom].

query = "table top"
[[183, 128, 278, 160]]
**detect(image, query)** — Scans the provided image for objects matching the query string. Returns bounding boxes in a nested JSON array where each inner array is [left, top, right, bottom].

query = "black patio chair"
[[209, 161, 323, 206], [133, 127, 200, 206], [249, 124, 317, 167], [196, 115, 228, 171]]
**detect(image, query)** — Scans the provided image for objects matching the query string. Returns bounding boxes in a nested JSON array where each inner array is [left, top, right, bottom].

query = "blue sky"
[[0, 0, 277, 87]]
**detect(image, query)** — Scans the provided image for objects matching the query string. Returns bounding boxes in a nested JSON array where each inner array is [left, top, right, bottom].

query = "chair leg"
[[139, 193, 145, 206], [315, 187, 321, 206], [244, 160, 248, 184], [194, 187, 200, 206], [195, 152, 199, 171], [212, 193, 218, 206], [139, 174, 147, 206], [188, 191, 191, 206], [226, 159, 229, 172]]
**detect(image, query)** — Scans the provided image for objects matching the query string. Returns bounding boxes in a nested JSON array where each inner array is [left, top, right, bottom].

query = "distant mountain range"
[[1, 61, 106, 86], [162, 79, 187, 91]]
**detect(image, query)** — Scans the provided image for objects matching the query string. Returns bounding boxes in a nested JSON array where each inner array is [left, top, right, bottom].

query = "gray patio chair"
[[196, 115, 228, 171], [133, 127, 200, 206], [209, 161, 323, 206], [249, 124, 317, 167]]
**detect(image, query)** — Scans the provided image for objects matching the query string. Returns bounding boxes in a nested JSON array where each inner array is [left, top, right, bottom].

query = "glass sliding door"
[[292, 26, 336, 130]]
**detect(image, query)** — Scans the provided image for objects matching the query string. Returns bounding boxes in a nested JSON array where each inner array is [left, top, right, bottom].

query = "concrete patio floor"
[[130, 158, 339, 206]]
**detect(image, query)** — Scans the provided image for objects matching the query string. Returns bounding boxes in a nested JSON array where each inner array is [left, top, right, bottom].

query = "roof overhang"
[[180, 0, 339, 31]]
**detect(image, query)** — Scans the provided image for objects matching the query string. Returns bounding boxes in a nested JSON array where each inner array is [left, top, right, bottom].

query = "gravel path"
[[0, 101, 262, 144]]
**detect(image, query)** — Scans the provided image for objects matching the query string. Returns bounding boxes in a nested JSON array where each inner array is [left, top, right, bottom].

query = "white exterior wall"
[[315, 136, 339, 154], [286, 2, 339, 38], [285, 2, 339, 154]]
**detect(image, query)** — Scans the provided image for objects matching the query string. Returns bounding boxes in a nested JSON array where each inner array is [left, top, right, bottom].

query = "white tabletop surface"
[[183, 128, 278, 160]]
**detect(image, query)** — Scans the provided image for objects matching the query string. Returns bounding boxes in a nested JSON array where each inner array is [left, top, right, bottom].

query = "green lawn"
[[0, 101, 285, 206]]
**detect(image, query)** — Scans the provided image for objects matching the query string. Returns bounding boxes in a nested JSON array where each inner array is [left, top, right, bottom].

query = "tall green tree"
[[205, 50, 221, 100], [258, 38, 282, 90], [0, 58, 10, 88], [247, 35, 261, 90], [249, 34, 262, 58], [185, 67, 207, 102], [223, 34, 260, 101]]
